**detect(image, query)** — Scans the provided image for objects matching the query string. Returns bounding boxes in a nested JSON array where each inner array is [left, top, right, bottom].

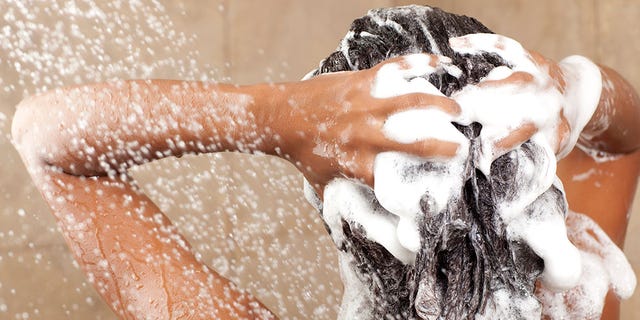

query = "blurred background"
[[0, 0, 638, 319]]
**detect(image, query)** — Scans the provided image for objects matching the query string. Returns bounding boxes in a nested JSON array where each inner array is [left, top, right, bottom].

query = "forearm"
[[12, 79, 286, 176], [33, 167, 274, 319], [11, 79, 284, 319], [10, 54, 463, 319], [580, 65, 640, 154], [12, 57, 462, 191]]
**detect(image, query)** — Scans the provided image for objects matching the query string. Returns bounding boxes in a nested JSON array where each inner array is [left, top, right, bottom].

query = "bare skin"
[[452, 33, 640, 319], [555, 63, 640, 320], [12, 55, 461, 319], [11, 44, 640, 320]]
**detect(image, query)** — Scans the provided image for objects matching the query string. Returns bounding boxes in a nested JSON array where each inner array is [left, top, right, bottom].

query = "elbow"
[[12, 91, 112, 177], [579, 65, 640, 155], [12, 99, 36, 161], [11, 95, 54, 170], [578, 133, 640, 156]]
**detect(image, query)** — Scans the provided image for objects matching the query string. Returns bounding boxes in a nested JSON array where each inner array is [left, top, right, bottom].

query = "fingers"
[[371, 53, 462, 98], [378, 53, 441, 75], [349, 139, 459, 189], [361, 128, 461, 160], [493, 122, 537, 155], [555, 110, 571, 155], [396, 138, 460, 160], [342, 129, 461, 189], [478, 71, 535, 89], [449, 33, 538, 74], [449, 34, 565, 94], [377, 92, 461, 117], [377, 53, 460, 78]]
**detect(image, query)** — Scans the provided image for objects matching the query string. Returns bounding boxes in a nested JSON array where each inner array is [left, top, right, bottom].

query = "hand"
[[278, 54, 462, 197], [449, 33, 572, 162]]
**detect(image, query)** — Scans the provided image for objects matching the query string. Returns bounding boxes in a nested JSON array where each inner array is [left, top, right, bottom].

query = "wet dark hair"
[[309, 5, 507, 96], [310, 6, 548, 319]]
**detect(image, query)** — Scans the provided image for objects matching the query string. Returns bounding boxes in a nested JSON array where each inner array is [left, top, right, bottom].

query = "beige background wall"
[[0, 1, 638, 319]]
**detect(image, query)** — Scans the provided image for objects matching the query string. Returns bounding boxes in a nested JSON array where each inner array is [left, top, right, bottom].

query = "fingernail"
[[443, 65, 462, 78], [449, 37, 462, 47], [438, 56, 452, 64], [449, 37, 468, 49]]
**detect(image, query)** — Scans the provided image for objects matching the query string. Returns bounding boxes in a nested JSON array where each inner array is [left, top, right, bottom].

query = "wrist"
[[242, 82, 297, 157], [254, 78, 340, 188]]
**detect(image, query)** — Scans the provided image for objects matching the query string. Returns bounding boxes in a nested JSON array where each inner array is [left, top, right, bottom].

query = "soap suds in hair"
[[536, 210, 636, 319], [303, 5, 635, 320]]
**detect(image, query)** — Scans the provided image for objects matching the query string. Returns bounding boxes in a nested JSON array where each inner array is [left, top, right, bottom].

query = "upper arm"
[[557, 64, 640, 246], [579, 65, 640, 154], [557, 64, 640, 245], [11, 79, 270, 177]]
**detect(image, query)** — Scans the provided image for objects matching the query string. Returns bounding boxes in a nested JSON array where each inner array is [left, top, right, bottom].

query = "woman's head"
[[309, 5, 505, 96], [309, 6, 553, 319]]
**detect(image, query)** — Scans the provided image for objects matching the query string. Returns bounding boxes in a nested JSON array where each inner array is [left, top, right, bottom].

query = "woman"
[[11, 6, 640, 320]]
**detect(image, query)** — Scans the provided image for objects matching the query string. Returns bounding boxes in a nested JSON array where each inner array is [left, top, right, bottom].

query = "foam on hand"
[[371, 54, 456, 98], [319, 39, 634, 319], [369, 54, 471, 256]]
